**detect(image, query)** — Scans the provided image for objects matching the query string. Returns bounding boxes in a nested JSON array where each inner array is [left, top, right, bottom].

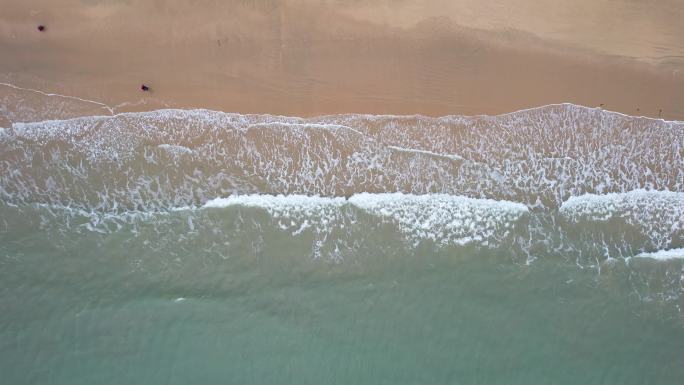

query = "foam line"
[[2, 81, 681, 125], [112, 98, 171, 110], [203, 193, 528, 247], [323, 103, 682, 123], [387, 146, 465, 161], [248, 122, 365, 136], [633, 248, 684, 261], [479, 102, 682, 123], [0, 82, 115, 115], [9, 103, 684, 126], [203, 194, 346, 209], [560, 190, 684, 217]]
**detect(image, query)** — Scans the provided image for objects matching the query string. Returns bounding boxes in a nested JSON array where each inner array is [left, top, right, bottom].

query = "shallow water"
[[1, 98, 683, 384]]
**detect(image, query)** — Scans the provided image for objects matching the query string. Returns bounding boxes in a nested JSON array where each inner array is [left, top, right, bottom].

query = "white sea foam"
[[2, 95, 684, 275], [386, 146, 465, 162], [2, 104, 682, 210], [560, 190, 684, 221], [560, 189, 684, 249], [633, 248, 684, 261], [157, 144, 195, 156], [248, 122, 365, 136], [205, 195, 348, 236], [204, 194, 346, 209], [204, 193, 528, 247], [349, 193, 528, 246]]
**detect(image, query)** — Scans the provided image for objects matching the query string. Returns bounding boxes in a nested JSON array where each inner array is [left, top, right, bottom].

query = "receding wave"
[[1, 104, 682, 212], [1, 104, 682, 300]]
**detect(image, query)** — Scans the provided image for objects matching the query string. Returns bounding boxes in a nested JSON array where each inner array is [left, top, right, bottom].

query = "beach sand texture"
[[1, 0, 683, 119]]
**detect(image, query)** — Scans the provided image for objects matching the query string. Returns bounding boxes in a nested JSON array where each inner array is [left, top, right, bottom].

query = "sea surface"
[[1, 89, 683, 384]]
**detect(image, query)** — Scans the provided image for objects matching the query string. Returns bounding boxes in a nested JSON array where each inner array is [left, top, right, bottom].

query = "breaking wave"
[[632, 248, 684, 261], [0, 104, 681, 211], [1, 104, 682, 243], [0, 103, 682, 298]]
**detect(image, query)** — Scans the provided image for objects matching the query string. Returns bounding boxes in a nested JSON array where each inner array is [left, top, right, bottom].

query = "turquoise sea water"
[[1, 101, 683, 384]]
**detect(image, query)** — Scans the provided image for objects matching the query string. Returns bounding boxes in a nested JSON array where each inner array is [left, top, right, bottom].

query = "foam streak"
[[0, 82, 115, 115]]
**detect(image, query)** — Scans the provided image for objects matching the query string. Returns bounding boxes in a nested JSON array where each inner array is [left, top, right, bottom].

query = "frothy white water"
[[204, 194, 347, 210], [386, 146, 466, 162], [347, 193, 527, 246], [1, 189, 680, 268], [2, 96, 684, 302], [560, 190, 684, 221], [204, 193, 528, 248], [633, 248, 684, 261], [0, 194, 531, 264], [560, 190, 684, 250], [205, 194, 348, 236], [1, 104, 683, 210], [157, 144, 195, 156], [247, 121, 365, 136]]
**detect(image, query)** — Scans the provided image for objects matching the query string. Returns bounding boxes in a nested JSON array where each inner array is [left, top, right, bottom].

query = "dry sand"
[[1, 0, 683, 119]]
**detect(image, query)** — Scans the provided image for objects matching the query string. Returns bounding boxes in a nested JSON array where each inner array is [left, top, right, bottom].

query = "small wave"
[[386, 146, 466, 162], [560, 190, 684, 223], [204, 194, 347, 237], [559, 189, 684, 252], [633, 248, 684, 261], [204, 194, 346, 210], [0, 193, 531, 264], [157, 144, 195, 156], [2, 189, 682, 270], [348, 193, 527, 246], [204, 193, 528, 247]]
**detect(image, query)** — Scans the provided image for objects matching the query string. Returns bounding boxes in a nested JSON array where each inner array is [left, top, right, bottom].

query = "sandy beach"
[[1, 0, 683, 119]]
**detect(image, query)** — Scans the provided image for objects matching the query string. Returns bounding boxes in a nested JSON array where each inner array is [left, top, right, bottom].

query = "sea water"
[[1, 95, 683, 384]]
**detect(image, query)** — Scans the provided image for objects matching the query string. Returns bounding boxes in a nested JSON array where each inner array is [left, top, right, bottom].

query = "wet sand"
[[1, 0, 684, 119]]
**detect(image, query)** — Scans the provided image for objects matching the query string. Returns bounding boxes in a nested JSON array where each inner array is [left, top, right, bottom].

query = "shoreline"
[[2, 88, 681, 127]]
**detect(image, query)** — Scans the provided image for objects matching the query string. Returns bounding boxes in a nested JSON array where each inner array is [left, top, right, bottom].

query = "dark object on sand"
[[141, 84, 150, 91], [37, 25, 46, 32]]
